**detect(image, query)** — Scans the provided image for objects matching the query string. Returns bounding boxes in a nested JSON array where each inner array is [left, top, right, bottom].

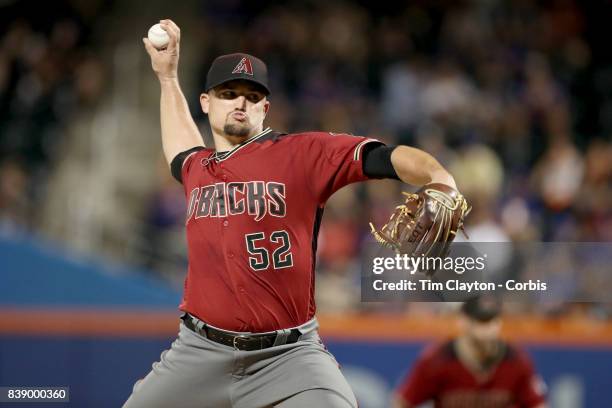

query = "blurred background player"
[[392, 297, 547, 408]]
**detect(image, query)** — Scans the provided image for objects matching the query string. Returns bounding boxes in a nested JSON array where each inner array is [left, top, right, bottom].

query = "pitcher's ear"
[[200, 92, 210, 114]]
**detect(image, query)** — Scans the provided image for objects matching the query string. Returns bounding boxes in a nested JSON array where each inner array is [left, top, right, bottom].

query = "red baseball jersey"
[[177, 128, 380, 332], [396, 340, 546, 408]]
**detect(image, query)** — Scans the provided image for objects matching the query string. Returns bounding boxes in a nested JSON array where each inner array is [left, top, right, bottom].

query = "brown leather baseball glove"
[[370, 183, 470, 261]]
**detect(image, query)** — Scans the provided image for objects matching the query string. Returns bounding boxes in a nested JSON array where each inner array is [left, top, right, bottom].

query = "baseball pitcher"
[[125, 19, 463, 408]]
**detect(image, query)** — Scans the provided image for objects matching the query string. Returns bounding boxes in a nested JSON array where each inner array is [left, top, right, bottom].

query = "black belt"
[[181, 314, 302, 351]]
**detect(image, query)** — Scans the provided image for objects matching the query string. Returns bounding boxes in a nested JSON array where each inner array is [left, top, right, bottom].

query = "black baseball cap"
[[461, 296, 501, 322], [205, 53, 270, 95]]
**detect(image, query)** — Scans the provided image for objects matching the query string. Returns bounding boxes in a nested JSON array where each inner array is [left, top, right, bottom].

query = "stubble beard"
[[224, 121, 251, 138]]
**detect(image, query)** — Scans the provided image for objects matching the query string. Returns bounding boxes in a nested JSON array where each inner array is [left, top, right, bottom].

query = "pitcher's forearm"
[[391, 146, 456, 188], [159, 77, 204, 165]]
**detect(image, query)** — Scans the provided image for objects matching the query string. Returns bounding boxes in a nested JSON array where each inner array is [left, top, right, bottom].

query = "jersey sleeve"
[[298, 132, 383, 204], [170, 146, 207, 184], [514, 352, 547, 407], [395, 347, 439, 406]]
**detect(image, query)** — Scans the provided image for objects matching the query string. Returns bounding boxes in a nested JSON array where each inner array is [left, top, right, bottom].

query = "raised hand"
[[143, 19, 181, 81]]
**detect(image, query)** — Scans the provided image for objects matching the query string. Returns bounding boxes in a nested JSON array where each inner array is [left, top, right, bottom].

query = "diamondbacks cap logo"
[[232, 57, 254, 76]]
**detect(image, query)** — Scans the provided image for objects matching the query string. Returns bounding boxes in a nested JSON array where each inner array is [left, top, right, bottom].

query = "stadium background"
[[0, 0, 611, 406]]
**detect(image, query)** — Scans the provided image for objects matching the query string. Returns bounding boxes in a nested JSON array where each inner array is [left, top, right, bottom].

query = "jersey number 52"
[[245, 230, 293, 271]]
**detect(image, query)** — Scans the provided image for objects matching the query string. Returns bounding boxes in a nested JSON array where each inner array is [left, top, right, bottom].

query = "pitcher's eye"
[[220, 90, 237, 99], [247, 93, 263, 103]]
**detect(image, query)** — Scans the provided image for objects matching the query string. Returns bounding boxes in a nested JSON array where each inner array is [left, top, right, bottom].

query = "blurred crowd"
[[1, 0, 610, 317], [0, 0, 107, 233]]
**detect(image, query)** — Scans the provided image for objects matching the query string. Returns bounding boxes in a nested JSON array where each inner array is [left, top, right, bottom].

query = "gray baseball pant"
[[122, 318, 357, 408]]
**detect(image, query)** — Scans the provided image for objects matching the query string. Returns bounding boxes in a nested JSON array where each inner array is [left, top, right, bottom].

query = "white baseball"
[[147, 23, 170, 49]]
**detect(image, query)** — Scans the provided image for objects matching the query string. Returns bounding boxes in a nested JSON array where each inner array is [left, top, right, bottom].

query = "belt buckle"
[[232, 334, 251, 350]]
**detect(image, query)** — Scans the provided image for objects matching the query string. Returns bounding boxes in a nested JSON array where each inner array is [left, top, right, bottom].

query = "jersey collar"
[[212, 127, 272, 162]]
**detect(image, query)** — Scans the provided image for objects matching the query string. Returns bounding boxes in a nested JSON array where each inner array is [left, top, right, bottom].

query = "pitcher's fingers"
[[159, 22, 178, 52], [162, 19, 181, 42], [159, 21, 178, 41]]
